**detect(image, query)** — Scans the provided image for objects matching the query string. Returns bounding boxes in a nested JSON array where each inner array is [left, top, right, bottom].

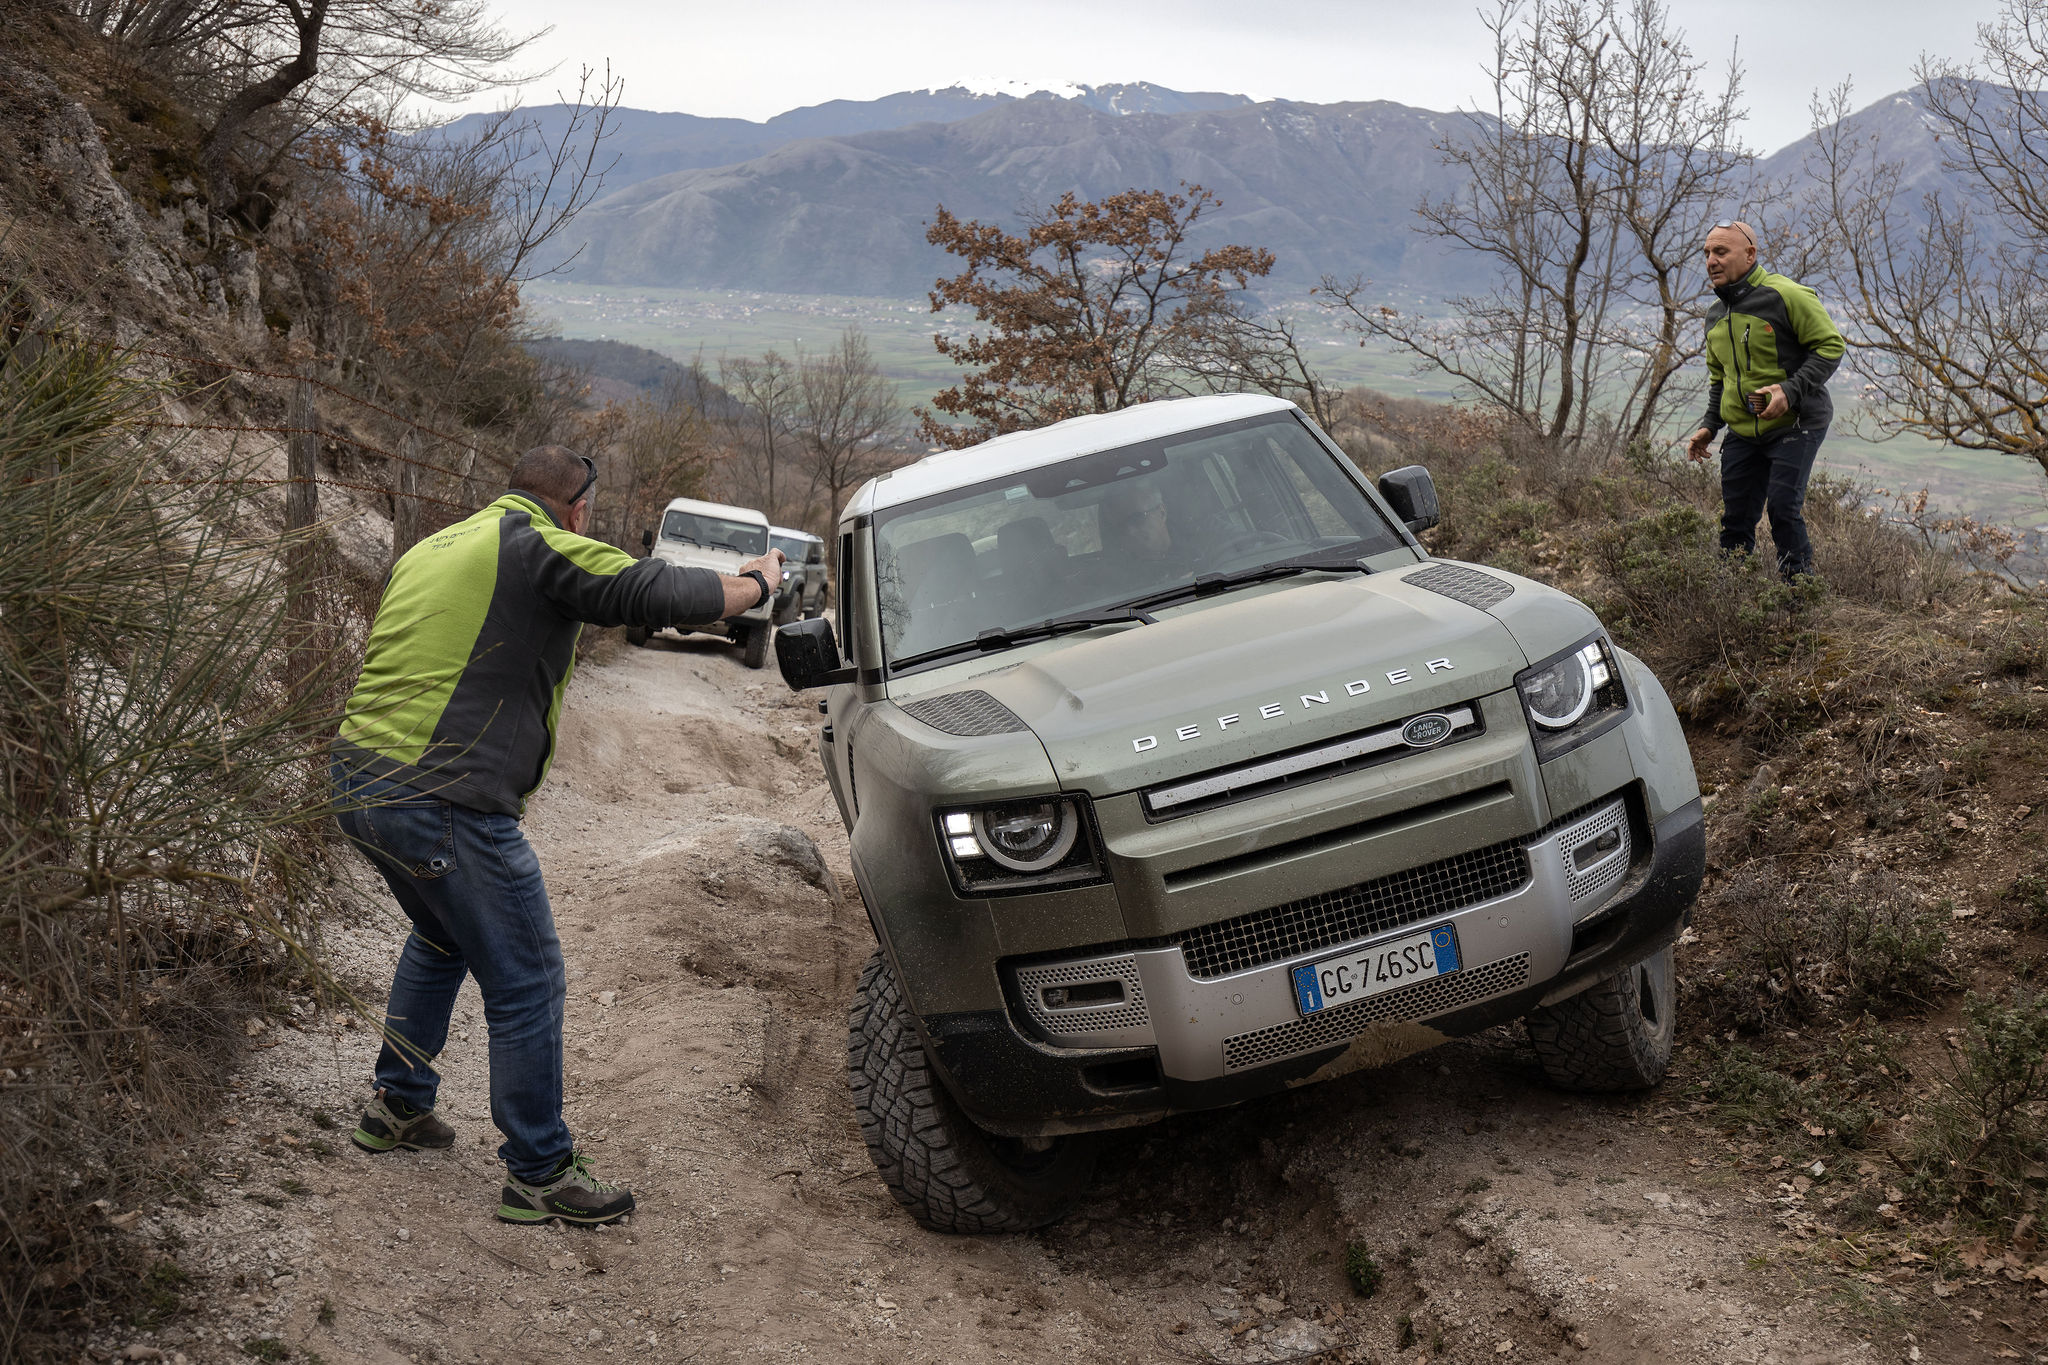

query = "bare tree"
[[1166, 303, 1346, 429], [76, 0, 536, 210], [793, 328, 902, 528], [1327, 0, 1751, 445], [718, 349, 802, 523], [590, 364, 717, 550], [1798, 2, 2048, 481]]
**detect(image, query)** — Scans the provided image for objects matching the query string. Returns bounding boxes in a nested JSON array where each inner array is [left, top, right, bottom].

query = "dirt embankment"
[[95, 640, 1960, 1365]]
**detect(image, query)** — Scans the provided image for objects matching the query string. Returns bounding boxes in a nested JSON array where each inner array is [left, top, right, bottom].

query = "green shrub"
[[1908, 988, 2048, 1227], [0, 315, 343, 1354], [1343, 1241, 1382, 1297], [1701, 868, 1950, 1029], [1693, 1028, 1903, 1149]]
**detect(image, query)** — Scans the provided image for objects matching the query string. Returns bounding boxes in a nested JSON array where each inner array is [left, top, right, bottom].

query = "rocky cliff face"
[[0, 51, 275, 345]]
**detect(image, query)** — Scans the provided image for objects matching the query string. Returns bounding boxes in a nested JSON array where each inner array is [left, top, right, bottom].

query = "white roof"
[[847, 394, 1299, 518], [768, 525, 824, 541], [663, 495, 768, 526]]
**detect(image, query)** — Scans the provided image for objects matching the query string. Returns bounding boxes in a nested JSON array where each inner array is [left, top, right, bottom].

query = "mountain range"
[[476, 81, 1975, 301]]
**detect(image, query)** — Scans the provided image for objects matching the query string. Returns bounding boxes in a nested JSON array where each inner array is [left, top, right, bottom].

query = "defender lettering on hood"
[[1132, 657, 1457, 752]]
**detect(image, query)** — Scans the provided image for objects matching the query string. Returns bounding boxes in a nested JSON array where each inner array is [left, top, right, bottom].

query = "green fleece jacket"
[[1701, 263, 1847, 439], [334, 492, 727, 815]]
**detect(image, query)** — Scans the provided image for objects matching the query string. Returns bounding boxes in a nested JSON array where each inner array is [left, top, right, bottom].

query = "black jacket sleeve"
[[523, 531, 730, 628]]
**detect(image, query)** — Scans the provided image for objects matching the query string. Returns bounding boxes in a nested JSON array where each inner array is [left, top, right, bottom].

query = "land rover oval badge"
[[1401, 713, 1454, 748]]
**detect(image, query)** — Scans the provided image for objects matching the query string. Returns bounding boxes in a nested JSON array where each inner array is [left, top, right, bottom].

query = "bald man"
[[331, 446, 784, 1227], [1684, 221, 1845, 579]]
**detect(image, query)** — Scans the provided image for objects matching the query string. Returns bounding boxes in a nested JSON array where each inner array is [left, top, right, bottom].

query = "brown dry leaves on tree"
[[297, 113, 514, 376], [918, 184, 1274, 447]]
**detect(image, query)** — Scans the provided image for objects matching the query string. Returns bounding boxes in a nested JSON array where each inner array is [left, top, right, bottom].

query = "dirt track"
[[136, 640, 1887, 1365]]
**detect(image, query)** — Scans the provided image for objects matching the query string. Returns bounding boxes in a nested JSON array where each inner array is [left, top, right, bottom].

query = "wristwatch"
[[739, 569, 771, 610]]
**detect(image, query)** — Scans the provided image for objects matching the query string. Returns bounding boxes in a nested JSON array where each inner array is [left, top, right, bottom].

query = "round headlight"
[[972, 800, 1078, 872], [1520, 650, 1595, 729]]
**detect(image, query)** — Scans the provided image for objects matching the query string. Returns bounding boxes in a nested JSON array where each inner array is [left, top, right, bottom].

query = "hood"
[[654, 541, 751, 575], [914, 572, 1540, 799]]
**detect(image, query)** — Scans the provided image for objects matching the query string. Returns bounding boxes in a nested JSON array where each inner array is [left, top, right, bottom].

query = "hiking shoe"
[[496, 1151, 635, 1226], [350, 1088, 456, 1154]]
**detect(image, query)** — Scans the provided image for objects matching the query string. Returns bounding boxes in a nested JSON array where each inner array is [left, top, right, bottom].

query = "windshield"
[[872, 411, 1405, 668], [661, 510, 767, 555], [771, 534, 812, 562]]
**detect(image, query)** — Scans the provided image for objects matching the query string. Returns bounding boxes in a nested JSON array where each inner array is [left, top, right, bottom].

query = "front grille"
[[1405, 562, 1515, 610], [900, 689, 1029, 736], [1142, 704, 1481, 819], [1222, 953, 1531, 1072], [1174, 839, 1531, 979]]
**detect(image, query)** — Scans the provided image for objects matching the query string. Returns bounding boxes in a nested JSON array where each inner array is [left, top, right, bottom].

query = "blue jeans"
[[1720, 423, 1829, 578], [330, 762, 571, 1183]]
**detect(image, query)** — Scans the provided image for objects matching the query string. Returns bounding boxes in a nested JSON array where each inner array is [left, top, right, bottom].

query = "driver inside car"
[[1099, 479, 1190, 585]]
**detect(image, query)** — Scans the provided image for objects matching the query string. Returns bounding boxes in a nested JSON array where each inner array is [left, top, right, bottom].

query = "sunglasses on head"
[[570, 455, 597, 506], [1709, 219, 1755, 247]]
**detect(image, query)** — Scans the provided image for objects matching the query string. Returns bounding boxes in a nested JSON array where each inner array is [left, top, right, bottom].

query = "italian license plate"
[[1290, 924, 1462, 1017]]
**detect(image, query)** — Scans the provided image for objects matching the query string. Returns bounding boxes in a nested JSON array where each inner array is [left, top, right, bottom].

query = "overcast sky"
[[461, 0, 2004, 154]]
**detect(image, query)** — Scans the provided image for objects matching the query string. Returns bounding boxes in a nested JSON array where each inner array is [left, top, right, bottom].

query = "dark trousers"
[[1719, 424, 1829, 578], [331, 761, 571, 1183]]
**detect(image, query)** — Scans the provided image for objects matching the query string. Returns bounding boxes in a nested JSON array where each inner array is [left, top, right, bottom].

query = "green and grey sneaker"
[[350, 1088, 456, 1154], [496, 1151, 635, 1226]]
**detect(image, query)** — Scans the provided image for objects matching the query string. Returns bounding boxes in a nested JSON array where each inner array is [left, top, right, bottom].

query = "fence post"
[[392, 429, 422, 565], [286, 380, 319, 688]]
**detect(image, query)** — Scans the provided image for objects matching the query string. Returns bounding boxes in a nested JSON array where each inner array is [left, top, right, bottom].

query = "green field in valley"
[[523, 281, 2048, 534]]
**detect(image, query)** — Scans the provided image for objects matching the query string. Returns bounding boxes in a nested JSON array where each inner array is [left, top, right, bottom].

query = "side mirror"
[[807, 543, 824, 565], [776, 617, 855, 690], [1378, 465, 1440, 534], [641, 529, 654, 552]]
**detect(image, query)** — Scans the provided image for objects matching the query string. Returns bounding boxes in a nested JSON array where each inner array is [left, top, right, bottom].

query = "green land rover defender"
[[773, 395, 1705, 1233]]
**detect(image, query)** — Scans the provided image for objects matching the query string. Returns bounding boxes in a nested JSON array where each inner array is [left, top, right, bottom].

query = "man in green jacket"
[[1684, 220, 1846, 578], [331, 446, 784, 1226]]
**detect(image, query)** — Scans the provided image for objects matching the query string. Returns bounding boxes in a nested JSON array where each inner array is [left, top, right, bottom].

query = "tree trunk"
[[285, 379, 319, 690], [391, 428, 422, 565], [200, 0, 330, 210]]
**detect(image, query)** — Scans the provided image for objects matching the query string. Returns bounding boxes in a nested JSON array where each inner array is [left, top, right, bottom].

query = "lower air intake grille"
[[1012, 953, 1149, 1038], [900, 689, 1029, 737], [1175, 840, 1532, 979], [1406, 563, 1514, 610], [1222, 953, 1531, 1072]]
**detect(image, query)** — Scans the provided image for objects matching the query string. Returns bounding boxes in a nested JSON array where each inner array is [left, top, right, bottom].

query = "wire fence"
[[24, 325, 516, 524]]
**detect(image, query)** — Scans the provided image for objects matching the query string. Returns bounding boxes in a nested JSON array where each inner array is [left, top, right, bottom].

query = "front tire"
[[847, 949, 1095, 1232], [1525, 943, 1675, 1091], [740, 620, 771, 670]]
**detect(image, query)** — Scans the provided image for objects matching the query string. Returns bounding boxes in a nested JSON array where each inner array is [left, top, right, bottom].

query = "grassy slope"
[[1355, 401, 2048, 1340]]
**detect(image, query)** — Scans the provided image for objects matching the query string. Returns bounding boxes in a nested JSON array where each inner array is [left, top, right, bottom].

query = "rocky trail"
[[105, 640, 1895, 1365]]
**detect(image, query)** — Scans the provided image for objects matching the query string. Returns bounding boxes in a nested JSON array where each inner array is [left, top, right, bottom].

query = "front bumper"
[[919, 790, 1704, 1138]]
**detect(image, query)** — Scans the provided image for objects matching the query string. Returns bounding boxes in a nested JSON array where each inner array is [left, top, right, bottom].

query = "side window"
[[837, 531, 860, 666]]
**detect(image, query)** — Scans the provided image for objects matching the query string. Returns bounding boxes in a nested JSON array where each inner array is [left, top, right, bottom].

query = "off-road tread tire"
[[1526, 944, 1675, 1092], [740, 621, 771, 670], [847, 949, 1094, 1233], [625, 625, 650, 648]]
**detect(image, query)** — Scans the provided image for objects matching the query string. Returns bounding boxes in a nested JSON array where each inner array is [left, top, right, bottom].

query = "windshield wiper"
[[1122, 555, 1372, 613], [890, 608, 1154, 672]]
